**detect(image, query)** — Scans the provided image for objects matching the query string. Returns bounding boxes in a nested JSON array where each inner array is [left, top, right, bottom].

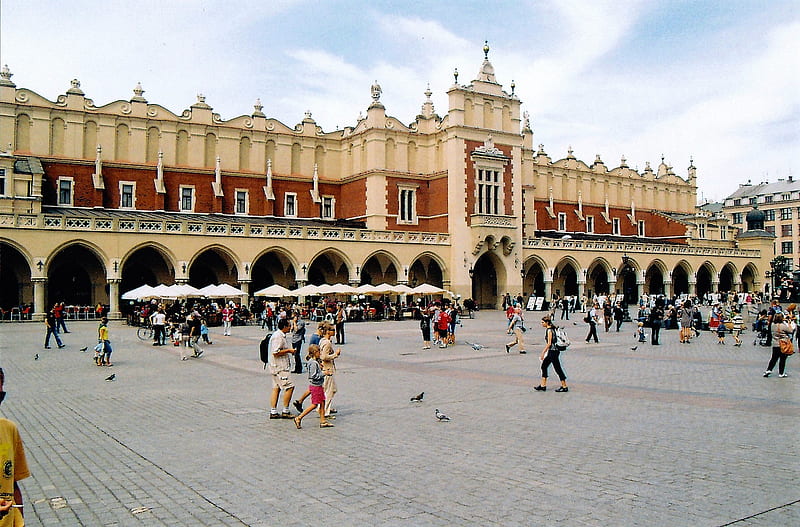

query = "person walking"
[[534, 316, 568, 392], [764, 312, 793, 378], [291, 312, 306, 374], [44, 307, 65, 349], [292, 344, 334, 429], [420, 307, 432, 349], [506, 306, 526, 354], [584, 302, 599, 343], [732, 311, 744, 347], [150, 305, 167, 346], [268, 318, 296, 419], [678, 302, 693, 343], [97, 316, 113, 366], [319, 323, 341, 420], [613, 302, 624, 332], [0, 368, 31, 524], [54, 302, 69, 333], [335, 303, 346, 345], [649, 302, 664, 345], [188, 314, 204, 358], [221, 303, 234, 336], [560, 297, 569, 320]]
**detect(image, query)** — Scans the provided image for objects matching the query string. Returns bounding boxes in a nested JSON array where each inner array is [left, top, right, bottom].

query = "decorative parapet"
[[470, 214, 516, 228], [523, 237, 760, 258], [1, 212, 450, 246]]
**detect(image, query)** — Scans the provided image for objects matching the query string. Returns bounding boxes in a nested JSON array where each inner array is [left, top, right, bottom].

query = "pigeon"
[[105, 374, 116, 381], [410, 392, 424, 402], [79, 346, 88, 352], [34, 353, 39, 361], [464, 341, 484, 350], [376, 336, 381, 341], [435, 409, 450, 421], [630, 346, 638, 351]]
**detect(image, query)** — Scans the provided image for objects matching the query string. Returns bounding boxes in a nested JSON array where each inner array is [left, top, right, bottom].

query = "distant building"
[[0, 45, 773, 318], [723, 178, 800, 296]]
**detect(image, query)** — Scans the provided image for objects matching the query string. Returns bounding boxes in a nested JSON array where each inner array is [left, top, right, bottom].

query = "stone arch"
[[239, 136, 251, 171], [176, 129, 189, 165], [408, 252, 446, 288], [553, 257, 580, 298], [522, 256, 547, 297], [644, 259, 669, 296], [385, 138, 395, 169], [265, 140, 276, 167], [15, 114, 31, 152], [291, 143, 302, 174], [407, 141, 417, 173], [719, 262, 737, 292], [188, 245, 239, 287], [146, 126, 160, 163], [671, 260, 692, 296], [83, 121, 98, 158], [115, 123, 129, 161], [616, 255, 640, 304], [46, 241, 108, 306], [0, 239, 33, 310], [741, 263, 758, 293], [50, 117, 65, 156], [119, 242, 177, 293], [314, 144, 325, 175], [586, 257, 613, 297], [204, 132, 217, 168], [472, 250, 506, 309], [696, 261, 716, 298], [251, 247, 298, 290], [308, 248, 352, 285], [360, 250, 402, 285]]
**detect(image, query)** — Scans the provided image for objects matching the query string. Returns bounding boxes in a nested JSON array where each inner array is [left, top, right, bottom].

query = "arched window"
[[176, 130, 189, 165], [115, 123, 129, 160], [15, 114, 31, 152], [291, 143, 301, 174], [265, 139, 276, 169], [314, 145, 325, 175], [204, 133, 217, 168], [146, 127, 160, 163], [407, 141, 417, 173], [385, 138, 395, 169], [83, 121, 97, 158], [51, 117, 65, 156], [239, 136, 251, 171]]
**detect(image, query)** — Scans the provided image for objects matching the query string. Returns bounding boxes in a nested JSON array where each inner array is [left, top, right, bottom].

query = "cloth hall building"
[[0, 46, 773, 319]]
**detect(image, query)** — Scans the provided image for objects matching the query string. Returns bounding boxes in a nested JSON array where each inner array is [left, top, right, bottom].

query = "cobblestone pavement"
[[0, 310, 797, 526]]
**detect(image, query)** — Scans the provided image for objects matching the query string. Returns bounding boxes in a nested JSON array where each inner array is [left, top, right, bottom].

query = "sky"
[[1, 0, 798, 203]]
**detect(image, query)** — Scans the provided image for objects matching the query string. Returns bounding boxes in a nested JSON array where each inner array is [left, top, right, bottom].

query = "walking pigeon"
[[34, 353, 39, 361], [435, 409, 450, 421], [465, 341, 484, 350], [410, 392, 424, 402], [105, 374, 116, 381], [79, 346, 88, 352]]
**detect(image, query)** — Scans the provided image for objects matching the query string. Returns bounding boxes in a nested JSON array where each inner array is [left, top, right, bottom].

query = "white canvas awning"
[[412, 283, 447, 294]]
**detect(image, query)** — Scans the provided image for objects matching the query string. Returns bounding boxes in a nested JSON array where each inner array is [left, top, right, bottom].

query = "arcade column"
[[32, 277, 46, 321], [107, 279, 121, 319]]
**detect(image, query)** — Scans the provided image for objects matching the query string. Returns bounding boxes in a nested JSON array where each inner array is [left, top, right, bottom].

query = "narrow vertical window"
[[235, 190, 248, 215], [0, 169, 5, 195], [612, 218, 620, 235], [285, 193, 297, 217], [120, 183, 134, 208], [180, 187, 194, 211], [585, 216, 594, 234], [558, 212, 567, 232], [58, 178, 73, 205], [637, 220, 645, 237], [321, 196, 335, 219]]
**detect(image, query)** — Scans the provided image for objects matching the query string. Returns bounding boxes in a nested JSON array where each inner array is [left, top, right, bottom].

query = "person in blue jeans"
[[44, 308, 64, 349]]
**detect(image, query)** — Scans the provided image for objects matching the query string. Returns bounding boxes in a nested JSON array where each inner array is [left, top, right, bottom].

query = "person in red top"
[[54, 302, 69, 333], [221, 304, 234, 336], [437, 309, 451, 348]]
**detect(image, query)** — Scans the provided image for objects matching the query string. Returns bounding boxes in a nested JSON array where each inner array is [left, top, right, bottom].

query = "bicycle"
[[137, 324, 154, 341]]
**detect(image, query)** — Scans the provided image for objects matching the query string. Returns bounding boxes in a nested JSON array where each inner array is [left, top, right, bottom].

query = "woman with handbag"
[[764, 312, 793, 378]]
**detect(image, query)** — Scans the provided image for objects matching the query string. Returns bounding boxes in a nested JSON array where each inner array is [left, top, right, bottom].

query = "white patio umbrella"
[[169, 283, 203, 298], [291, 284, 322, 296], [392, 284, 415, 294], [121, 284, 156, 300], [370, 283, 400, 294], [412, 283, 447, 294], [145, 284, 176, 299], [211, 283, 246, 297], [355, 284, 378, 294], [318, 283, 358, 295], [197, 284, 220, 297], [253, 284, 293, 297]]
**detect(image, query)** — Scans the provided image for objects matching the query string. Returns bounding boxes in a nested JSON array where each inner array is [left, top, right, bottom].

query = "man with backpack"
[[267, 319, 296, 420]]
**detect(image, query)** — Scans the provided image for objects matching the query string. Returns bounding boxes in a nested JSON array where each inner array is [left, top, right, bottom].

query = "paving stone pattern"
[[0, 310, 797, 526]]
